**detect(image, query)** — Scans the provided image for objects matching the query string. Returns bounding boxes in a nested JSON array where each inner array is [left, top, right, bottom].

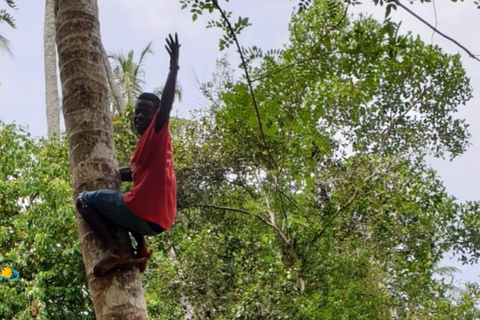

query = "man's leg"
[[76, 198, 117, 251], [76, 196, 129, 276], [131, 231, 152, 273], [77, 190, 161, 275]]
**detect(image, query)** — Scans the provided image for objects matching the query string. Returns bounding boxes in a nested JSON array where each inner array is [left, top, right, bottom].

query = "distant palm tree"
[[0, 0, 16, 54], [44, 0, 60, 139], [434, 264, 461, 278], [108, 42, 153, 108]]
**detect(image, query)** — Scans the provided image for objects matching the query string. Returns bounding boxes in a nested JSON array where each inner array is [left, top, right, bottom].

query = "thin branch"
[[378, 85, 423, 154], [278, 187, 308, 218], [212, 0, 278, 169], [252, 51, 339, 83], [311, 161, 393, 243], [200, 203, 253, 216], [231, 177, 257, 200], [254, 1, 480, 83], [200, 204, 290, 245], [394, 0, 480, 63], [276, 183, 289, 229]]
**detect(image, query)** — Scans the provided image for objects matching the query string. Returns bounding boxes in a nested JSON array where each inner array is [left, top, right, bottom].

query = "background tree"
[[170, 0, 480, 317], [108, 43, 184, 116], [44, 0, 60, 140], [109, 42, 153, 109], [0, 123, 92, 319]]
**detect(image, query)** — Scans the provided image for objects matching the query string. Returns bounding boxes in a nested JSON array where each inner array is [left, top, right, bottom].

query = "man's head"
[[134, 93, 160, 134]]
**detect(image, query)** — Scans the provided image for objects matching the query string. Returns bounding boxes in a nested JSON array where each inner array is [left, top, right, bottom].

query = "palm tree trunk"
[[54, 0, 148, 318], [44, 0, 60, 139]]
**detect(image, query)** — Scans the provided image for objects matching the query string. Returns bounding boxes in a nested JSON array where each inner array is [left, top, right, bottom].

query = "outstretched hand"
[[165, 33, 180, 71]]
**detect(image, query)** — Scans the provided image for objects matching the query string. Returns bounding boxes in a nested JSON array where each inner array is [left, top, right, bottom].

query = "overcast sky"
[[0, 0, 479, 283]]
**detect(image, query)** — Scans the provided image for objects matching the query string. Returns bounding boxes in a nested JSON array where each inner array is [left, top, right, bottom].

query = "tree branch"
[[212, 0, 278, 169], [200, 204, 290, 245], [311, 161, 393, 243], [251, 51, 338, 83], [310, 3, 350, 49], [394, 0, 480, 63]]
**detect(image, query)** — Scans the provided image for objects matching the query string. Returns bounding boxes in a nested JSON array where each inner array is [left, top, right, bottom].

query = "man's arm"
[[119, 167, 133, 182], [155, 33, 180, 133]]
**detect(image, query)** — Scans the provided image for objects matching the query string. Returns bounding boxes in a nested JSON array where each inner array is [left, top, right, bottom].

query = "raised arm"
[[155, 33, 180, 133]]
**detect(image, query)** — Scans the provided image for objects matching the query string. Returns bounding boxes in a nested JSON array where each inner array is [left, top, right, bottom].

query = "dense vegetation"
[[1, 1, 480, 319]]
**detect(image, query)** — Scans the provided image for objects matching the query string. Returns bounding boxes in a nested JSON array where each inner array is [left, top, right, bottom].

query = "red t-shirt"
[[124, 113, 177, 231]]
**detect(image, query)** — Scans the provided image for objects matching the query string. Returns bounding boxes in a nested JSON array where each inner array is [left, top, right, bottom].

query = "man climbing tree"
[[76, 33, 180, 276]]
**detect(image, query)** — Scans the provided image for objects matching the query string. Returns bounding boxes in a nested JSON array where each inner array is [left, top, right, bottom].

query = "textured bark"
[[101, 45, 126, 115], [54, 0, 148, 318], [44, 0, 61, 139]]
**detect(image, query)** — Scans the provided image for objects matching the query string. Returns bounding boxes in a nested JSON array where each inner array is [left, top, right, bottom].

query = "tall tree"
[[109, 43, 153, 108], [44, 0, 60, 139], [54, 0, 148, 318], [168, 0, 480, 317]]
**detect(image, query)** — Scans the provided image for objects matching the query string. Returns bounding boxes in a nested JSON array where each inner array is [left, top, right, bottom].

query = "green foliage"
[[113, 105, 138, 167], [163, 0, 480, 318], [0, 123, 93, 319], [308, 0, 480, 13], [272, 1, 472, 159], [179, 0, 251, 50]]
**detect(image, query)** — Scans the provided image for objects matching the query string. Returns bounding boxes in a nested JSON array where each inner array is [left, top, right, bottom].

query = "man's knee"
[[76, 194, 89, 216]]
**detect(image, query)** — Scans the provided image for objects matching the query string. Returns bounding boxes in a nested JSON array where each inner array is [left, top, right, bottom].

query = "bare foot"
[[136, 244, 153, 273], [93, 252, 130, 276]]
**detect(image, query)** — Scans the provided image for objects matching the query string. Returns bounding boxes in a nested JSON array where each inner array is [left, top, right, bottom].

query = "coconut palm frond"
[[134, 41, 153, 79], [0, 2, 17, 55], [154, 83, 183, 103], [0, 32, 12, 55], [0, 9, 16, 28], [4, 0, 18, 10], [434, 266, 461, 276], [108, 43, 153, 107]]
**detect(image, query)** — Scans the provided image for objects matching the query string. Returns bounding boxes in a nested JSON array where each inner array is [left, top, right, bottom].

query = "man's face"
[[134, 99, 157, 135]]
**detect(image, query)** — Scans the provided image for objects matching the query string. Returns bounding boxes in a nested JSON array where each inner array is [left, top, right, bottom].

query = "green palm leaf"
[[0, 1, 17, 54], [108, 42, 153, 107]]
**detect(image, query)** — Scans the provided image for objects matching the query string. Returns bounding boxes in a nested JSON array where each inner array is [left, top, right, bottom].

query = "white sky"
[[0, 0, 479, 284]]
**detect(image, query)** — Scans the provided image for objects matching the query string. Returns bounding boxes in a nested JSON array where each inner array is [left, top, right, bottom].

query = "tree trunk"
[[44, 0, 61, 139], [54, 0, 148, 318]]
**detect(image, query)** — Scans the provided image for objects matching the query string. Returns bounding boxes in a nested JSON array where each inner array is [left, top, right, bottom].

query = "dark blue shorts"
[[80, 190, 163, 236]]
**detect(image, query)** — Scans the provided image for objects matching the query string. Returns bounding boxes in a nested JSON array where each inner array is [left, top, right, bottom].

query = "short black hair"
[[138, 92, 160, 109]]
